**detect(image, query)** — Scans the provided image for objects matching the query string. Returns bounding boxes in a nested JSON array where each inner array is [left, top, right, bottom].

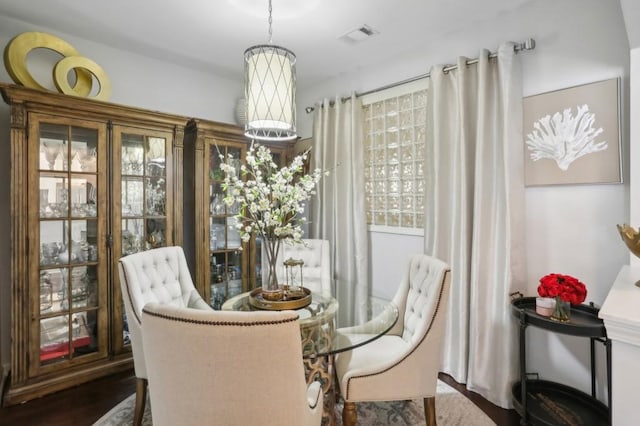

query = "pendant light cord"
[[268, 0, 273, 44]]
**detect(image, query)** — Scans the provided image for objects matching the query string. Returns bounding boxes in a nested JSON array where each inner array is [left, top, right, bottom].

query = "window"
[[362, 79, 428, 233]]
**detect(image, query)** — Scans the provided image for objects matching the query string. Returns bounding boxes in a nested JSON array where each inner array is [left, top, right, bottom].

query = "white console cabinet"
[[599, 265, 640, 426]]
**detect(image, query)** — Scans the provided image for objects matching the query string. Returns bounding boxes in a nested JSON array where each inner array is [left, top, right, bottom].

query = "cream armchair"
[[265, 238, 332, 295], [335, 254, 451, 426], [141, 303, 324, 426], [118, 246, 211, 426]]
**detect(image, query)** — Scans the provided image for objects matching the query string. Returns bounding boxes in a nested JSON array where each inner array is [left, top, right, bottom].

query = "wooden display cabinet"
[[183, 119, 291, 309], [0, 83, 187, 406]]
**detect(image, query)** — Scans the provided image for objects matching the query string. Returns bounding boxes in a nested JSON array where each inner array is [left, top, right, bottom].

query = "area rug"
[[93, 379, 495, 425]]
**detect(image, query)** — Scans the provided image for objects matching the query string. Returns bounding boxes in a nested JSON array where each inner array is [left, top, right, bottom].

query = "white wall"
[[0, 16, 243, 121], [298, 0, 630, 402], [368, 232, 424, 300], [0, 15, 243, 374]]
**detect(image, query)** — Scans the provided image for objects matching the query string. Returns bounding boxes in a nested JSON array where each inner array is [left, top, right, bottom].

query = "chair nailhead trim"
[[120, 260, 143, 325], [142, 307, 300, 327]]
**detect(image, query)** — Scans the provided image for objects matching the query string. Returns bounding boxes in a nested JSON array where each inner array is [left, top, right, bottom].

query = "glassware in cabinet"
[[112, 127, 175, 351], [34, 119, 107, 373], [207, 144, 244, 308]]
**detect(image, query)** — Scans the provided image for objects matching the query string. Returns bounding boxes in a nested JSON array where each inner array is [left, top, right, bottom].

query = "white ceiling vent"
[[339, 25, 379, 44]]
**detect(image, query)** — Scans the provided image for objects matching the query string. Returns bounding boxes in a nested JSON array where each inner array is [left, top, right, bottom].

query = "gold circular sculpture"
[[54, 56, 112, 101], [4, 32, 92, 95], [3, 31, 110, 101], [617, 223, 640, 287]]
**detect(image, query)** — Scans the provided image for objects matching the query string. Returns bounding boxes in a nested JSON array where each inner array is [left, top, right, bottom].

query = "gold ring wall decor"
[[54, 56, 111, 100], [3, 31, 111, 101]]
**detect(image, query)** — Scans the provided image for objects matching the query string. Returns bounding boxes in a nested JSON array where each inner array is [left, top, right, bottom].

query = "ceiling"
[[0, 0, 540, 89], [620, 0, 640, 49]]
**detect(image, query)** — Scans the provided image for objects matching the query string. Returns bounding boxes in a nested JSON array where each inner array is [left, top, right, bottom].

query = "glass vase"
[[261, 238, 283, 301], [550, 296, 571, 322]]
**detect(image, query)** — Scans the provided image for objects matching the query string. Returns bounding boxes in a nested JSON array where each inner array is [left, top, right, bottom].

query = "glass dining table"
[[222, 290, 399, 426]]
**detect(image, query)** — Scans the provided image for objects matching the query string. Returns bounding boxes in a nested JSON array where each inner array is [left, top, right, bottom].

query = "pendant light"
[[244, 0, 297, 141]]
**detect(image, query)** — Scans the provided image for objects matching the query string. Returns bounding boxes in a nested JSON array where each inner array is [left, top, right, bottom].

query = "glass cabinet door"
[[208, 143, 244, 309], [112, 126, 174, 351], [30, 117, 108, 374]]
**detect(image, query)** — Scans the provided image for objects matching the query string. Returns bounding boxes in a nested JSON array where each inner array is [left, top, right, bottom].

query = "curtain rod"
[[305, 38, 536, 113]]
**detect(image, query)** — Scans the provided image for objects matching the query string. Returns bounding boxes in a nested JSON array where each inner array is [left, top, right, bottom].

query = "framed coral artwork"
[[523, 77, 621, 186]]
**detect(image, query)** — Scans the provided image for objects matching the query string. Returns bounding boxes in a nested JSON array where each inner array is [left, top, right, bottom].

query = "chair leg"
[[134, 377, 148, 426], [343, 401, 357, 426], [424, 396, 436, 426]]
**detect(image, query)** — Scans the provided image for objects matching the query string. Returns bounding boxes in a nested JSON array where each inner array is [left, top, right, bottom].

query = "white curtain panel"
[[311, 95, 369, 327], [424, 43, 527, 408]]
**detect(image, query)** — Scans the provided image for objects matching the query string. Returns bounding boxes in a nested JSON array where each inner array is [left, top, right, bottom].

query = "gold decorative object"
[[284, 257, 304, 291], [249, 286, 311, 310], [617, 223, 640, 287], [54, 56, 112, 101], [4, 32, 91, 94], [3, 31, 110, 100]]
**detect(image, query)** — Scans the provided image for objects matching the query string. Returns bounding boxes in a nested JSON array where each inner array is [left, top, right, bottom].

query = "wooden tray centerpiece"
[[249, 286, 312, 310]]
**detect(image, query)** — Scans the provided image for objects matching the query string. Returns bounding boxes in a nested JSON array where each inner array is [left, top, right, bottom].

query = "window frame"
[[362, 78, 428, 236]]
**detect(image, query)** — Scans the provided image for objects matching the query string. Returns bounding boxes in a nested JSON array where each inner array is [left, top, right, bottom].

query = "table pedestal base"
[[304, 354, 336, 426]]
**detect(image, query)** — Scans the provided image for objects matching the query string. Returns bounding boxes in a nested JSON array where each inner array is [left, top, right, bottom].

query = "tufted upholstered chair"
[[118, 246, 212, 426], [335, 254, 451, 426], [265, 238, 332, 295], [141, 303, 324, 426]]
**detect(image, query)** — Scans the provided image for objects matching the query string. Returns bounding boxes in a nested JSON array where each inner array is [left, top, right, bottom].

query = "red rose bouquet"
[[537, 273, 587, 305]]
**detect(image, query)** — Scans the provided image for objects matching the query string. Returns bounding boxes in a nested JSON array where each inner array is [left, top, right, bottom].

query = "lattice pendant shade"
[[244, 44, 297, 141]]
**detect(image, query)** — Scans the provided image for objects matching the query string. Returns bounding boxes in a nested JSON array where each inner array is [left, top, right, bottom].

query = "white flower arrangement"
[[219, 143, 326, 292]]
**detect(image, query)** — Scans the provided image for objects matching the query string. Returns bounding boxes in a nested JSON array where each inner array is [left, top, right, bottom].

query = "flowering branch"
[[219, 142, 326, 246]]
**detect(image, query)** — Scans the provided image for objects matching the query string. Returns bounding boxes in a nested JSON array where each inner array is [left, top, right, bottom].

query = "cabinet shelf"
[[512, 379, 608, 426]]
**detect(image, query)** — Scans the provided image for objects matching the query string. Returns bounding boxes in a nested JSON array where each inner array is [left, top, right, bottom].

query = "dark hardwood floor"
[[0, 371, 135, 426], [0, 370, 520, 425], [438, 373, 520, 426]]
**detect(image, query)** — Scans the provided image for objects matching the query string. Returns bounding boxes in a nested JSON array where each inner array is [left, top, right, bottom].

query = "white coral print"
[[525, 104, 607, 171]]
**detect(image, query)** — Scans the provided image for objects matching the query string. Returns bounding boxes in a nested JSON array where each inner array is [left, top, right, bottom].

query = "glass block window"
[[363, 79, 428, 231]]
